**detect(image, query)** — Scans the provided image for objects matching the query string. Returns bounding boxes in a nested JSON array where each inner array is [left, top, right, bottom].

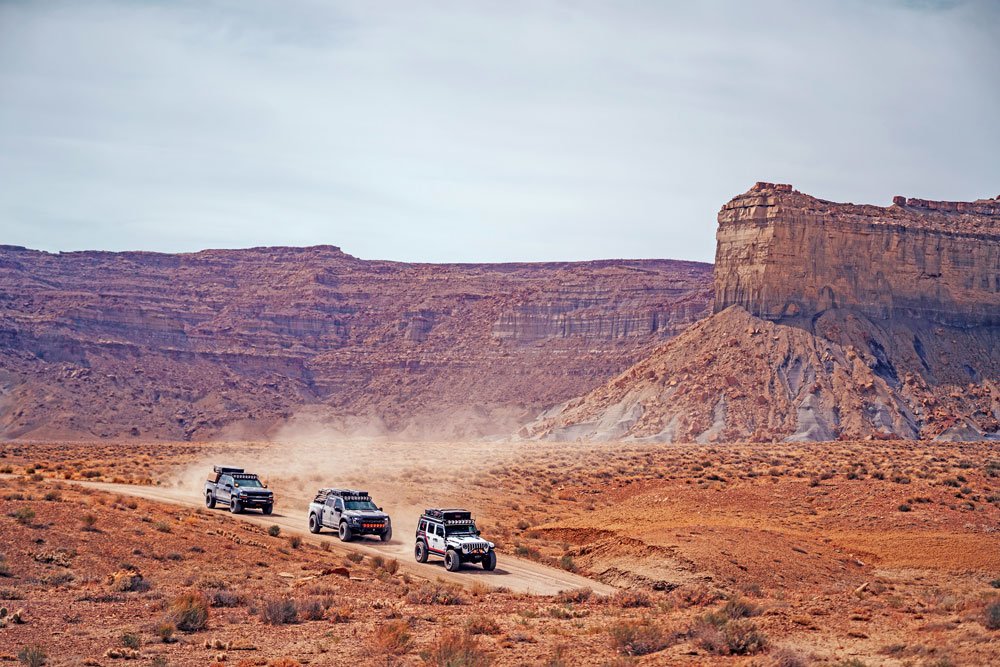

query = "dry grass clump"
[[17, 645, 46, 667], [608, 620, 676, 656], [692, 617, 767, 656], [613, 589, 652, 608], [554, 588, 592, 604], [262, 597, 298, 625], [465, 614, 501, 635], [421, 629, 491, 666], [167, 592, 210, 632], [984, 600, 1000, 630], [372, 619, 412, 657], [405, 582, 465, 605]]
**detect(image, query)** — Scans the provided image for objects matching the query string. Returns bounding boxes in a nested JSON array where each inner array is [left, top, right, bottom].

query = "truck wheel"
[[380, 526, 392, 542], [205, 493, 216, 509], [338, 522, 353, 542], [415, 540, 428, 563], [482, 551, 497, 571], [230, 497, 242, 514], [308, 513, 321, 534], [262, 504, 273, 516], [444, 549, 462, 572]]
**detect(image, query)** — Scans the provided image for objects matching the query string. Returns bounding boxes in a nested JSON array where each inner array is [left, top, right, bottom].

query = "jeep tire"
[[415, 540, 428, 563], [444, 549, 462, 572], [262, 504, 273, 516], [338, 521, 353, 542], [380, 526, 392, 542], [205, 492, 216, 509], [230, 497, 242, 514], [308, 513, 321, 534], [482, 550, 497, 571]]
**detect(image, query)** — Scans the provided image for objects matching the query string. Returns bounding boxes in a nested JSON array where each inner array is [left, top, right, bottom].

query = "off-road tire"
[[261, 504, 273, 516], [338, 521, 353, 542], [482, 550, 497, 571], [308, 513, 321, 534], [230, 497, 242, 514], [444, 549, 462, 572], [380, 526, 392, 542], [415, 540, 429, 563], [205, 493, 216, 509]]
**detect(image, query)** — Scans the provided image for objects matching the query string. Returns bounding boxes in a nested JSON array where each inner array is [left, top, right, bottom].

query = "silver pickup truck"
[[204, 465, 274, 515], [307, 488, 392, 542]]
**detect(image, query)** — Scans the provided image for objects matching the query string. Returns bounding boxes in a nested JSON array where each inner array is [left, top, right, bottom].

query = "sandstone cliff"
[[526, 184, 1000, 442], [0, 245, 712, 440]]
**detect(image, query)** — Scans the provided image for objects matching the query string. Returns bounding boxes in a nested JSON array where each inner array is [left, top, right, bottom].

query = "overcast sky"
[[1, 1, 998, 263]]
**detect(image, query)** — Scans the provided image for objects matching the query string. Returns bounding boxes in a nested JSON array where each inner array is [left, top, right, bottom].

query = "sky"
[[1, 1, 998, 264]]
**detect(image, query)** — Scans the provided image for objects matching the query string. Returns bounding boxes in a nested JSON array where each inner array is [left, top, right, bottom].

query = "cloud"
[[1, 0, 998, 262]]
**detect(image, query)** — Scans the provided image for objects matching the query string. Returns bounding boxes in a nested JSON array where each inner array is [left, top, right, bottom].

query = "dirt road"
[[70, 479, 616, 597]]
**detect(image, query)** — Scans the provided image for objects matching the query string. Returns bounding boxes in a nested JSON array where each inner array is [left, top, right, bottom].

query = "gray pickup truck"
[[205, 465, 274, 515], [307, 488, 392, 542]]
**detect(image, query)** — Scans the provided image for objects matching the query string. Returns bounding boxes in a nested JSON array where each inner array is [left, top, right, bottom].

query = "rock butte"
[[527, 183, 999, 443]]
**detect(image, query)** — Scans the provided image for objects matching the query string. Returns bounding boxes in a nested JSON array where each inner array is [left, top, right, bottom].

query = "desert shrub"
[[898, 503, 912, 512], [81, 513, 98, 530], [154, 521, 172, 533], [297, 597, 324, 621], [465, 615, 501, 635], [288, 536, 302, 549], [984, 601, 1000, 630], [328, 605, 352, 623], [609, 621, 674, 656], [555, 587, 592, 604], [17, 646, 46, 667], [151, 657, 168, 667], [262, 597, 298, 625], [13, 507, 35, 525], [990, 578, 1000, 589], [0, 554, 10, 577], [210, 589, 244, 608], [121, 631, 141, 649], [370, 555, 385, 570], [372, 619, 412, 656], [559, 554, 576, 572], [154, 620, 176, 643], [406, 582, 465, 605], [421, 629, 491, 666], [43, 491, 61, 502], [110, 570, 148, 593], [168, 592, 210, 631], [693, 619, 767, 655], [613, 589, 652, 608], [346, 552, 364, 564], [721, 596, 760, 619], [267, 525, 281, 537], [772, 647, 808, 667]]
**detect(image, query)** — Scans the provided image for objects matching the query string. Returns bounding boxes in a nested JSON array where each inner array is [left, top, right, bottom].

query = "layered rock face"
[[526, 184, 1000, 442], [715, 182, 1000, 326], [0, 245, 712, 440]]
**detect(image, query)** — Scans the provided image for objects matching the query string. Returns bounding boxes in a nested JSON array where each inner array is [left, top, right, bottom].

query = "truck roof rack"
[[213, 465, 245, 474], [313, 488, 371, 503], [423, 509, 473, 523]]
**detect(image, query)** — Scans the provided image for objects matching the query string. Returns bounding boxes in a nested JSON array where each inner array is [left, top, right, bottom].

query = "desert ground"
[[1, 438, 998, 666]]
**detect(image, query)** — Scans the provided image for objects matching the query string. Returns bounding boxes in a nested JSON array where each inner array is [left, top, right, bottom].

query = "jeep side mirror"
[[379, 507, 384, 511]]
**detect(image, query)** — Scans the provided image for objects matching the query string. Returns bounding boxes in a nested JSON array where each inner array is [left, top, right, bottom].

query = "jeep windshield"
[[446, 523, 478, 536], [234, 478, 263, 488], [345, 500, 378, 511]]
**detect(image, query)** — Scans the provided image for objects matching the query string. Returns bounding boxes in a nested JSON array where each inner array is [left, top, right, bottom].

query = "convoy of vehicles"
[[204, 465, 274, 514], [202, 468, 497, 573], [414, 508, 497, 571], [307, 488, 392, 542]]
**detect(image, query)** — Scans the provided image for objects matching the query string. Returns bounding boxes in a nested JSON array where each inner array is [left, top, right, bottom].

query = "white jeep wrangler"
[[414, 508, 496, 572]]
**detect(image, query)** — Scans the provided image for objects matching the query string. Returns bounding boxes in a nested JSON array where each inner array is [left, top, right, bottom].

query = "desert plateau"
[[2, 2, 999, 666]]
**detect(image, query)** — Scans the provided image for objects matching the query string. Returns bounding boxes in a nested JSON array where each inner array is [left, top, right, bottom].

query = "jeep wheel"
[[482, 550, 497, 571], [338, 521, 353, 542], [261, 504, 273, 516], [205, 493, 216, 509], [308, 513, 321, 534], [415, 540, 428, 563], [380, 526, 392, 542], [230, 497, 242, 514], [444, 549, 462, 572]]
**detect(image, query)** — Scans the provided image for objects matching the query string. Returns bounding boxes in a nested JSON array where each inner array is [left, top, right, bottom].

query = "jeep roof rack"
[[423, 509, 473, 523], [213, 465, 245, 474]]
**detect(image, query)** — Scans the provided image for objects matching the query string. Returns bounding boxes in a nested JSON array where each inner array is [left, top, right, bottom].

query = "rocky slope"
[[0, 245, 712, 440], [526, 184, 1000, 442]]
